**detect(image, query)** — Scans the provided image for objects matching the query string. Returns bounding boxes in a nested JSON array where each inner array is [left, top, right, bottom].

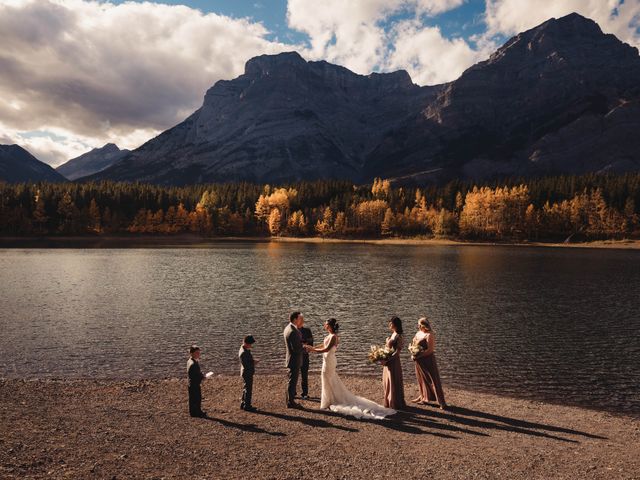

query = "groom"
[[283, 311, 304, 408]]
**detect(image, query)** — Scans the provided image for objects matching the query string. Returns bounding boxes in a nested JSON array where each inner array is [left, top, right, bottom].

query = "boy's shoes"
[[241, 405, 257, 412], [301, 395, 309, 400], [191, 411, 207, 418]]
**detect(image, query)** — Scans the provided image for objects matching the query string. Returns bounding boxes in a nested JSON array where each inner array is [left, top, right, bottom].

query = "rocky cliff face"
[[56, 144, 129, 180], [94, 51, 436, 184], [0, 145, 67, 183], [90, 13, 640, 185]]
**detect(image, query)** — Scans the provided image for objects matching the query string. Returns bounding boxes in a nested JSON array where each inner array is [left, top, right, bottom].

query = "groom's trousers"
[[286, 360, 301, 405]]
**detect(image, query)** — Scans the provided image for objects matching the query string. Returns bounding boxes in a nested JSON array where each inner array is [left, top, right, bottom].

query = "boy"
[[239, 335, 258, 412], [187, 345, 206, 418]]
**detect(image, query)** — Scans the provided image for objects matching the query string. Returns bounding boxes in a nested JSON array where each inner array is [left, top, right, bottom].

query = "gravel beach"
[[1, 376, 638, 479]]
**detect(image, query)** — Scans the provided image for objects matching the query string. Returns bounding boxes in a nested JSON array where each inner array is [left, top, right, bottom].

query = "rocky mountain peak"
[[56, 143, 128, 181], [244, 51, 307, 77], [488, 12, 638, 66]]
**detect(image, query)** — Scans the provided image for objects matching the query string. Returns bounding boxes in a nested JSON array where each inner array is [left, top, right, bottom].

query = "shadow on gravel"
[[444, 406, 607, 440], [304, 407, 464, 439], [403, 405, 595, 443], [204, 416, 286, 437], [256, 410, 359, 433]]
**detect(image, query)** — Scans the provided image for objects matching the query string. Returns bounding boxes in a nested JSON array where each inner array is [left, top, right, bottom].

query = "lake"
[[1, 242, 639, 414]]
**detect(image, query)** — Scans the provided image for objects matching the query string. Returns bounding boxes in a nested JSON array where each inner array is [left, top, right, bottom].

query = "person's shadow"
[[399, 404, 607, 442], [443, 405, 607, 439], [256, 409, 359, 433], [204, 415, 286, 437]]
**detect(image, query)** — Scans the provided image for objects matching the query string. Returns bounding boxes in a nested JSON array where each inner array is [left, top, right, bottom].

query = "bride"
[[305, 318, 396, 420]]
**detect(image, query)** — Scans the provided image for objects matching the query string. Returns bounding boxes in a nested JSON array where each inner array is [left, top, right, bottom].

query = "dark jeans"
[[300, 353, 310, 396], [241, 374, 254, 408], [286, 360, 300, 405], [188, 385, 203, 417]]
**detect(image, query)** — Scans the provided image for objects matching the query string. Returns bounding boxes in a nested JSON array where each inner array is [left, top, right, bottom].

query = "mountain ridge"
[[56, 143, 129, 180], [86, 12, 640, 185], [0, 145, 67, 183]]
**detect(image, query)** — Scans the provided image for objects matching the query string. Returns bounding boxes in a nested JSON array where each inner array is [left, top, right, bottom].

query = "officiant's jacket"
[[300, 327, 314, 354]]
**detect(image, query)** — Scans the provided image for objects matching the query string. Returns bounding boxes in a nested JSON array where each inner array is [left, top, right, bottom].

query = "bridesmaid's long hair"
[[418, 317, 432, 332], [390, 316, 403, 334]]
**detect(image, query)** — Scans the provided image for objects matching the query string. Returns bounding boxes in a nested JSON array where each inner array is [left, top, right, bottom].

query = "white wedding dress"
[[320, 334, 396, 420]]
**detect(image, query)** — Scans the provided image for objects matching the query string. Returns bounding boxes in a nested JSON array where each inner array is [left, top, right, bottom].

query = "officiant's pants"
[[301, 353, 310, 396]]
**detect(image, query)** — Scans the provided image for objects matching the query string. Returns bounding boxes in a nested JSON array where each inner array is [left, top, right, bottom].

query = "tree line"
[[1, 173, 639, 241]]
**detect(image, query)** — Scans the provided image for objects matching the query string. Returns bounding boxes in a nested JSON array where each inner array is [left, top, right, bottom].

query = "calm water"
[[1, 243, 639, 414]]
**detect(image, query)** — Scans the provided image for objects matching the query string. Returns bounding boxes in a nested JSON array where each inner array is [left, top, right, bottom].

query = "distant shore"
[[1, 234, 639, 250], [1, 376, 637, 479]]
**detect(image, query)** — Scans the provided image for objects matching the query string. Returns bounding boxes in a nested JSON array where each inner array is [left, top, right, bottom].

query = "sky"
[[1, 0, 639, 167]]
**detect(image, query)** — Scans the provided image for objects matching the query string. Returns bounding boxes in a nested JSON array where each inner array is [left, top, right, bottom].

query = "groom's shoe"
[[301, 395, 309, 400], [287, 402, 301, 409], [243, 406, 258, 412]]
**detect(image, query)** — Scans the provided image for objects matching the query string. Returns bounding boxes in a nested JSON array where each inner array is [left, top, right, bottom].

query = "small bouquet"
[[408, 342, 425, 360], [368, 345, 395, 365]]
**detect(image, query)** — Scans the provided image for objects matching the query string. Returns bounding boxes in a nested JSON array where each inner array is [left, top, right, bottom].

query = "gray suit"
[[284, 322, 303, 406]]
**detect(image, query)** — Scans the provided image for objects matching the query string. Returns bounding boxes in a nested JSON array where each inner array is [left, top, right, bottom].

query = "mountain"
[[89, 13, 640, 186], [56, 143, 129, 180], [365, 12, 640, 181], [0, 145, 67, 183]]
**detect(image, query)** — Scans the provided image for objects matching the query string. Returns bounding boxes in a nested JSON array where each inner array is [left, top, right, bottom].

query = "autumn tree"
[[32, 191, 48, 234], [268, 208, 282, 236], [372, 178, 391, 199], [57, 192, 81, 234], [381, 208, 394, 236], [315, 207, 334, 237], [88, 199, 101, 233]]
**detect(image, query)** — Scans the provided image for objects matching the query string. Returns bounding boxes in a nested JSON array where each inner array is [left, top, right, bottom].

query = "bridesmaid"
[[411, 317, 447, 410], [382, 316, 406, 410]]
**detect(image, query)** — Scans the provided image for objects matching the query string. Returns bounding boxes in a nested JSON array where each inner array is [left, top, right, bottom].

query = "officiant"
[[299, 317, 313, 399]]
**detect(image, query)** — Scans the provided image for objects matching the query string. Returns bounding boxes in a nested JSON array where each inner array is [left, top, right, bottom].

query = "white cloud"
[[0, 124, 92, 166], [484, 0, 640, 47], [286, 0, 472, 78], [387, 20, 490, 85], [0, 0, 296, 164]]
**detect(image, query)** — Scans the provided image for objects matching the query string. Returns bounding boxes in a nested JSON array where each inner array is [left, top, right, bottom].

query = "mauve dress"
[[414, 332, 446, 406], [382, 333, 406, 409]]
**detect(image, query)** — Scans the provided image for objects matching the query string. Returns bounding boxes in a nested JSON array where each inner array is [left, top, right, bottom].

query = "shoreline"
[[3, 373, 638, 419], [1, 376, 637, 479], [1, 234, 639, 250]]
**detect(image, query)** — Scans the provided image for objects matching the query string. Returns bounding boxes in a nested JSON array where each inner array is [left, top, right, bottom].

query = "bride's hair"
[[326, 318, 340, 333]]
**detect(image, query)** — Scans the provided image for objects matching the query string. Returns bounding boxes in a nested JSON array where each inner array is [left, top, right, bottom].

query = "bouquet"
[[408, 342, 425, 360], [368, 345, 395, 365]]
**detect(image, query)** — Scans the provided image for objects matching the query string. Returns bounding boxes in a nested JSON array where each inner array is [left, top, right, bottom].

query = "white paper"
[[205, 371, 214, 379]]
